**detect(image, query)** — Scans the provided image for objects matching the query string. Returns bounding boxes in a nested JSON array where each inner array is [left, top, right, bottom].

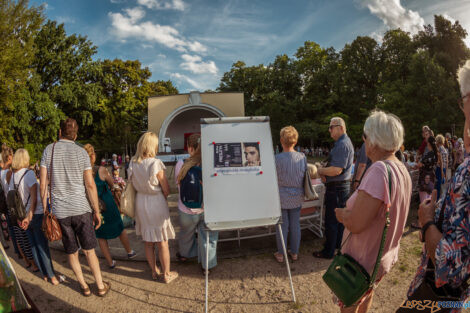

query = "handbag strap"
[[48, 142, 57, 211], [369, 161, 392, 285]]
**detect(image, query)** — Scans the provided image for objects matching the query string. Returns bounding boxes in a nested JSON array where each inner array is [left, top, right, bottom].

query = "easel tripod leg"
[[277, 223, 296, 303], [205, 230, 209, 313]]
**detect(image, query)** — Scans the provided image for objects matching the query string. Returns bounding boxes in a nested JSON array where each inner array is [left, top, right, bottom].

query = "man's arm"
[[39, 166, 48, 213], [352, 162, 366, 190], [318, 166, 343, 177]]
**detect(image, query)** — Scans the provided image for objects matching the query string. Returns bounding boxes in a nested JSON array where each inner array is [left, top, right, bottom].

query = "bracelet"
[[420, 221, 436, 242]]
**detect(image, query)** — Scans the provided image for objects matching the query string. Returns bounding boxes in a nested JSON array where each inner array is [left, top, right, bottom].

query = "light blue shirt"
[[275, 151, 306, 209]]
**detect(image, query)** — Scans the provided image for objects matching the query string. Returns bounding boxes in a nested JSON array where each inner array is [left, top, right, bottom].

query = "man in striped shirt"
[[39, 118, 110, 296]]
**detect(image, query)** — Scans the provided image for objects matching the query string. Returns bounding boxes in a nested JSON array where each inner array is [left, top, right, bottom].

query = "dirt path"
[[9, 225, 421, 313]]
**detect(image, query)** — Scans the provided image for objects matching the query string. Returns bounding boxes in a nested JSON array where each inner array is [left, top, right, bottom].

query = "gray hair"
[[458, 60, 470, 96], [363, 110, 404, 152], [330, 117, 346, 132]]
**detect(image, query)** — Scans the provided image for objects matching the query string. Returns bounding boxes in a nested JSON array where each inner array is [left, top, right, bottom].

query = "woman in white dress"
[[129, 132, 178, 283]]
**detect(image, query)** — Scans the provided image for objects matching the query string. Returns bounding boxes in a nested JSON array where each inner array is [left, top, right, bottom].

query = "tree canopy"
[[218, 15, 470, 148], [0, 0, 178, 161]]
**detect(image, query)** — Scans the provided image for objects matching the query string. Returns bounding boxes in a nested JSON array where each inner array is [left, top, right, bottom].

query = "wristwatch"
[[420, 221, 436, 242]]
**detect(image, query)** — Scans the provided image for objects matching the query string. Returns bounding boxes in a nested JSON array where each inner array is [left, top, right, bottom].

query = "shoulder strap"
[[48, 142, 57, 204], [369, 161, 392, 284]]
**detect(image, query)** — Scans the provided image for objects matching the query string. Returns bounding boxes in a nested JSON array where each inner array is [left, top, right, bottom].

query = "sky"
[[30, 0, 470, 93]]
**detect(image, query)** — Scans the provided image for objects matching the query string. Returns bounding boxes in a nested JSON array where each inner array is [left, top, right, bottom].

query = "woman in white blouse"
[[129, 132, 178, 283]]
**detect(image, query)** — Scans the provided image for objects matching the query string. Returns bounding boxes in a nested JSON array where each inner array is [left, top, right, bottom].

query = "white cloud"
[[137, 0, 185, 11], [170, 73, 203, 90], [108, 7, 206, 53], [180, 54, 218, 75], [361, 0, 425, 34], [442, 13, 456, 24], [370, 31, 384, 44]]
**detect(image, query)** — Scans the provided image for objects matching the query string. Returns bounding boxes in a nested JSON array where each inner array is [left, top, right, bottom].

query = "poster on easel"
[[213, 142, 262, 175], [201, 116, 281, 231], [0, 243, 30, 312]]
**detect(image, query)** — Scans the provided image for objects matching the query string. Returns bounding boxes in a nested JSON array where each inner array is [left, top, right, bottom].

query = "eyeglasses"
[[329, 125, 340, 130]]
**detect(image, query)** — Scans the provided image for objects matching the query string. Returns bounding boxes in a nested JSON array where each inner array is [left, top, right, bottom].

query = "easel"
[[204, 223, 296, 313]]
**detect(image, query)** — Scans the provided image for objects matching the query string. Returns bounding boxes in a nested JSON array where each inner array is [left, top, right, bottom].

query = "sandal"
[[162, 271, 178, 284], [273, 252, 284, 263], [97, 281, 111, 297], [289, 253, 298, 262], [81, 285, 92, 297]]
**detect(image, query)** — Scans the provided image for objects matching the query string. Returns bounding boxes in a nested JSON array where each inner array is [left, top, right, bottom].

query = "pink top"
[[341, 160, 412, 278], [175, 160, 203, 215]]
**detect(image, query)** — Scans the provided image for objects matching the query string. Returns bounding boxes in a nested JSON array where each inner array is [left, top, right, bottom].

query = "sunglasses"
[[329, 125, 340, 130]]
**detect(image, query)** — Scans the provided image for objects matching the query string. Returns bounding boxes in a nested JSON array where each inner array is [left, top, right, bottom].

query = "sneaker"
[[127, 250, 137, 259], [109, 260, 116, 269]]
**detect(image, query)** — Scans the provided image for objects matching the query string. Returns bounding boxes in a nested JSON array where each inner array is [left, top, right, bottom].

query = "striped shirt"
[[275, 151, 306, 209], [40, 139, 92, 219]]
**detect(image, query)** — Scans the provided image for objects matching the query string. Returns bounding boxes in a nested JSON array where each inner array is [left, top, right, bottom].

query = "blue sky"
[[30, 0, 470, 92]]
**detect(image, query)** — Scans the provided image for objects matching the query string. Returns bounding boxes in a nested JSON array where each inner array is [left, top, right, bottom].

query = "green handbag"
[[322, 162, 392, 307]]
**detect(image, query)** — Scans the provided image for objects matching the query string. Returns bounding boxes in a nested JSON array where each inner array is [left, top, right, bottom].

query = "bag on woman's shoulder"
[[322, 162, 392, 307], [180, 166, 203, 208], [6, 170, 30, 221], [120, 171, 135, 218], [304, 157, 318, 200]]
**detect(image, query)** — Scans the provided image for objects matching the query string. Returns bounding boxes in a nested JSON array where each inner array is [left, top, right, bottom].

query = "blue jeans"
[[275, 207, 301, 255], [323, 182, 350, 258], [178, 211, 218, 269], [26, 214, 55, 278]]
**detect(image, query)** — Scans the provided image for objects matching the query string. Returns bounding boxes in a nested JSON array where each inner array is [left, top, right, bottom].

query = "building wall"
[[148, 92, 245, 136]]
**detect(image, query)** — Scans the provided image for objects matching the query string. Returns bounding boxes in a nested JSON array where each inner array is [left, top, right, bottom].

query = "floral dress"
[[406, 157, 470, 312]]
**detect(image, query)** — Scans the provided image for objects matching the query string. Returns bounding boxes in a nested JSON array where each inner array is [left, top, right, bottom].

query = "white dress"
[[129, 158, 175, 242]]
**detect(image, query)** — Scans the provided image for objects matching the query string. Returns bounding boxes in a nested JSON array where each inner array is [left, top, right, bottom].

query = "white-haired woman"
[[129, 132, 178, 283], [397, 60, 470, 313], [335, 110, 412, 313], [10, 149, 58, 284]]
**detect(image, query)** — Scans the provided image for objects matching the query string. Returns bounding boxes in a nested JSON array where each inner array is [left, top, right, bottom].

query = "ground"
[[8, 211, 423, 313]]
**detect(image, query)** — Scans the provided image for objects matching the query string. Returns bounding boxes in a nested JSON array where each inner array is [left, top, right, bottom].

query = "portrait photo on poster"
[[213, 142, 261, 174]]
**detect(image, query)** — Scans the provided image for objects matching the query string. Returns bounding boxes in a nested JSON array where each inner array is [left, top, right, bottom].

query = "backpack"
[[179, 166, 203, 209], [6, 170, 29, 221]]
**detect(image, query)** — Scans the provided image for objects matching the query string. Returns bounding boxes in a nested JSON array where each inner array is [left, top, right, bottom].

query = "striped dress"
[[1, 170, 33, 260]]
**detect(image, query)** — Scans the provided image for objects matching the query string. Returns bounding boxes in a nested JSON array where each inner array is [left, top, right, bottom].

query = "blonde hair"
[[83, 144, 95, 164], [177, 133, 201, 183], [133, 132, 159, 164], [1, 144, 13, 165], [363, 110, 404, 152], [307, 163, 320, 179], [280, 126, 298, 146], [11, 149, 30, 170], [436, 134, 445, 145]]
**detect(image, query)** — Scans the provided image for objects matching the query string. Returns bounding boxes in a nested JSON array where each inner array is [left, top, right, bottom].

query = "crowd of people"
[[0, 62, 468, 312]]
